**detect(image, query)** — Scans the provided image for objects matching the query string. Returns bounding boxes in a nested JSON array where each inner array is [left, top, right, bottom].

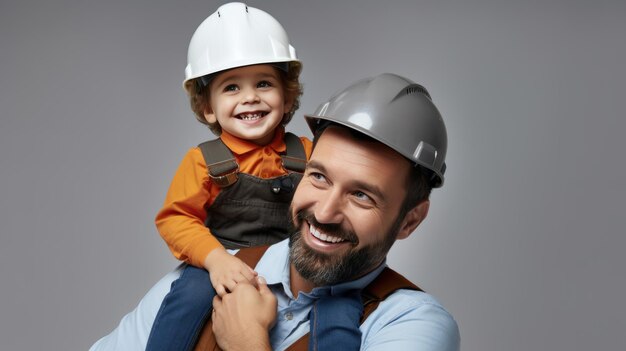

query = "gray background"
[[1, 0, 624, 350]]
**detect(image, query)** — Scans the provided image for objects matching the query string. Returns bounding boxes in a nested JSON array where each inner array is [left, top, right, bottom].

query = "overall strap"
[[199, 133, 305, 187], [360, 267, 422, 322], [198, 139, 239, 187], [281, 132, 307, 173], [284, 267, 423, 351], [234, 245, 270, 268]]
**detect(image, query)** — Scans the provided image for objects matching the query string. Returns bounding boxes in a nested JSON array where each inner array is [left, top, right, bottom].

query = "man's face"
[[289, 126, 423, 286]]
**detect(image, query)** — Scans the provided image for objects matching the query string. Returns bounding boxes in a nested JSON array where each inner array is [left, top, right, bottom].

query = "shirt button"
[[264, 147, 272, 155], [285, 312, 293, 320]]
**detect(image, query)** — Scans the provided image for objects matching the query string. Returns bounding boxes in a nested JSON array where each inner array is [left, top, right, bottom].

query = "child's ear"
[[204, 107, 217, 124], [283, 95, 294, 114]]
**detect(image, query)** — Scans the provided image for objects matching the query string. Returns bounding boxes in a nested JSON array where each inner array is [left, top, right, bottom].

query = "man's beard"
[[288, 209, 401, 287]]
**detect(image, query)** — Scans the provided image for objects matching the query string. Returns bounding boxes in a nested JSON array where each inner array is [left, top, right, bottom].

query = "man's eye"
[[257, 80, 272, 88], [353, 191, 372, 202], [310, 172, 326, 182], [224, 84, 238, 92]]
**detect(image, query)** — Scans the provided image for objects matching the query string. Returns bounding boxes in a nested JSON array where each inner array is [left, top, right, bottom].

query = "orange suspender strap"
[[360, 267, 422, 322], [193, 247, 422, 351], [232, 245, 271, 268]]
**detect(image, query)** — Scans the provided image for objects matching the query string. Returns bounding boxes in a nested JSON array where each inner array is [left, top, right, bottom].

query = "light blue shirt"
[[90, 239, 460, 351]]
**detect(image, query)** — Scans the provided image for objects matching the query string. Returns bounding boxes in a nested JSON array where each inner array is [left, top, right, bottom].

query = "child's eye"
[[257, 80, 272, 88], [224, 84, 239, 92]]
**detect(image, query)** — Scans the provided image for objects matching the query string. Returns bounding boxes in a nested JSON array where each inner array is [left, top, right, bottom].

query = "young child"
[[145, 3, 363, 351]]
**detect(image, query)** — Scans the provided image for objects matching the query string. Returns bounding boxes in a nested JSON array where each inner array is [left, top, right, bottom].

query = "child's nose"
[[241, 88, 261, 104]]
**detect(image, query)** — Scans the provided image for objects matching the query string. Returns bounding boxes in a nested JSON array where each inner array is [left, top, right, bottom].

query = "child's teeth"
[[239, 112, 266, 120]]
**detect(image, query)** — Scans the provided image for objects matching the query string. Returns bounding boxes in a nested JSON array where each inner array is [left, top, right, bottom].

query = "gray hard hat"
[[305, 73, 447, 187]]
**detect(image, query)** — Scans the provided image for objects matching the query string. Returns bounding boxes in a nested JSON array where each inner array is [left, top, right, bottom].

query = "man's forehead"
[[313, 125, 401, 159], [312, 127, 367, 159]]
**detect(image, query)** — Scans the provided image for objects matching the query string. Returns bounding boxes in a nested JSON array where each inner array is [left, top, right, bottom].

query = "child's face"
[[204, 64, 292, 145]]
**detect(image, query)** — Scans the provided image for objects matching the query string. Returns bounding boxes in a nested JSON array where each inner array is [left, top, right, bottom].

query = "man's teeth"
[[310, 224, 345, 243], [238, 112, 266, 120]]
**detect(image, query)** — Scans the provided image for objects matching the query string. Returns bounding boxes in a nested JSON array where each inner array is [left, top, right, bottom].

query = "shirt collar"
[[220, 127, 287, 156], [256, 239, 387, 299]]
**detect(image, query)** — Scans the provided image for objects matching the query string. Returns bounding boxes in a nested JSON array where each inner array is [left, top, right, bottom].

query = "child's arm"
[[155, 148, 227, 268], [203, 247, 258, 297], [156, 148, 258, 296], [155, 147, 244, 268]]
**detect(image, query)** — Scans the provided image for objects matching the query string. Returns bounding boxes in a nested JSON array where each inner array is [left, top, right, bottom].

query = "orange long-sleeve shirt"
[[155, 128, 312, 268]]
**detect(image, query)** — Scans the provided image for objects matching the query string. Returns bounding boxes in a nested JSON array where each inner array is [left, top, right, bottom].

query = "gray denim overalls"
[[198, 132, 307, 249]]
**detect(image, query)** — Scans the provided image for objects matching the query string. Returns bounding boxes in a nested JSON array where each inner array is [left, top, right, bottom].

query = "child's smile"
[[236, 111, 268, 121], [205, 64, 292, 145]]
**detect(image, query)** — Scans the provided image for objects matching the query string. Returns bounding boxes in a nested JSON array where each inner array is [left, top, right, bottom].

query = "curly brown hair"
[[183, 62, 303, 135]]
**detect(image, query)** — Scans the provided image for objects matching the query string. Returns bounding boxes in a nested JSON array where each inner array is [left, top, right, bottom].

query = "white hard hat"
[[184, 2, 298, 87]]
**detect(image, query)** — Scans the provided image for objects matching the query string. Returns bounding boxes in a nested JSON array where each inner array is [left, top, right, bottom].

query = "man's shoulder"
[[376, 288, 454, 318], [361, 288, 460, 350]]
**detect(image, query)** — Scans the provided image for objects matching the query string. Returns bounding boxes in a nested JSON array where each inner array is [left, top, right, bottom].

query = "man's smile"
[[309, 223, 347, 243]]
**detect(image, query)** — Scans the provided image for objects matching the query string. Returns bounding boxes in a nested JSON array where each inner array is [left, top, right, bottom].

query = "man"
[[91, 73, 459, 351]]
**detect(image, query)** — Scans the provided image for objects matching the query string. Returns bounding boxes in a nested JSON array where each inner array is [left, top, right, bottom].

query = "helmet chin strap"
[[196, 74, 214, 90]]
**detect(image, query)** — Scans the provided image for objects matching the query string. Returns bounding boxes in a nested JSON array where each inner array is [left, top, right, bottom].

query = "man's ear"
[[396, 200, 430, 240], [204, 107, 217, 124]]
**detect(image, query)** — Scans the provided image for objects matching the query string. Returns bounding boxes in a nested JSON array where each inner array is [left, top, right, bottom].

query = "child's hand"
[[203, 247, 258, 297]]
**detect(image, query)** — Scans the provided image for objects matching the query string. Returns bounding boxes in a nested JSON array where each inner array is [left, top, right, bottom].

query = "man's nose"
[[314, 189, 345, 224]]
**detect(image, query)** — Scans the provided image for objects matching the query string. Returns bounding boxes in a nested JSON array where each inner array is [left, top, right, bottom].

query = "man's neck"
[[288, 263, 316, 298]]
